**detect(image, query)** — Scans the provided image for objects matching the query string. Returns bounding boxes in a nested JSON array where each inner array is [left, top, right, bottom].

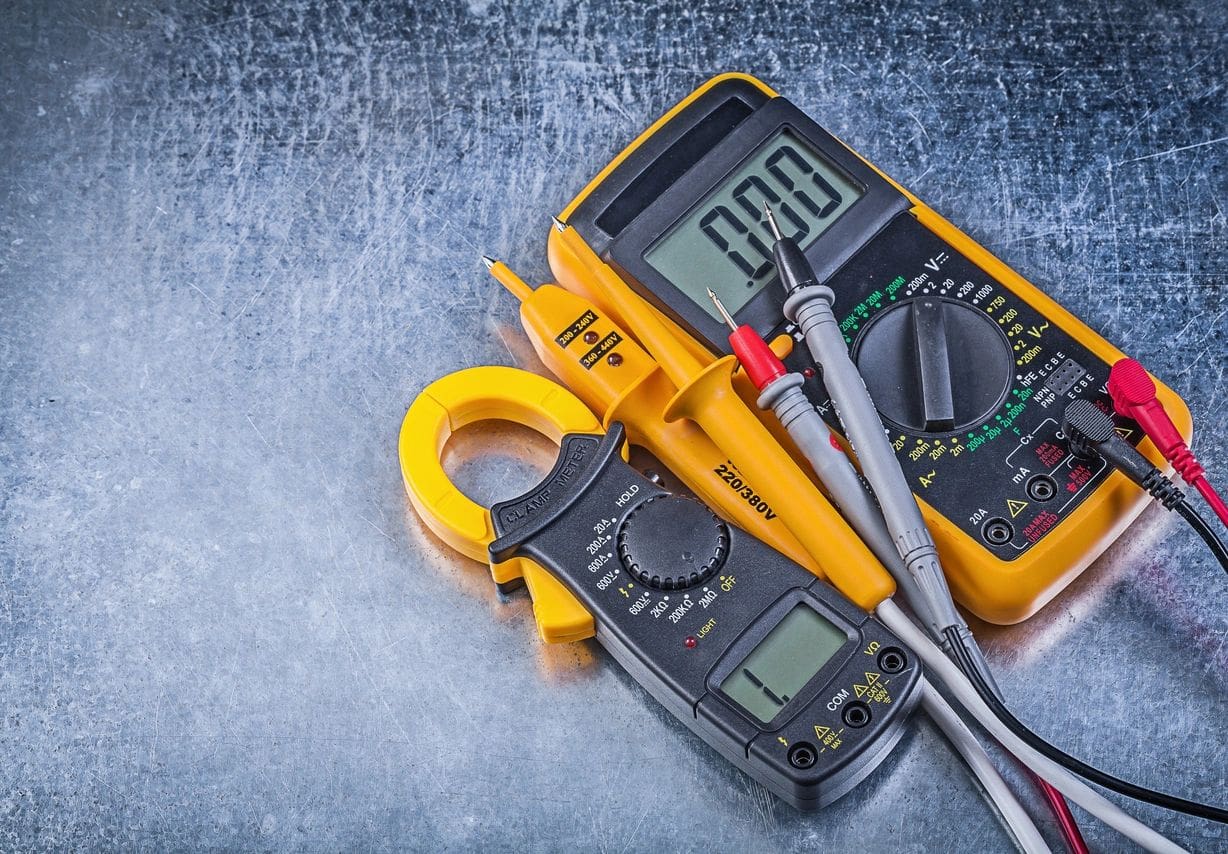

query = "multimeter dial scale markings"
[[489, 425, 921, 809], [814, 214, 1135, 557]]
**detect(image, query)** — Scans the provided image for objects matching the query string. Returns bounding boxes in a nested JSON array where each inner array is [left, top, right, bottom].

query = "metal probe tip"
[[706, 288, 738, 332], [481, 255, 496, 270], [763, 202, 783, 241], [551, 215, 567, 232]]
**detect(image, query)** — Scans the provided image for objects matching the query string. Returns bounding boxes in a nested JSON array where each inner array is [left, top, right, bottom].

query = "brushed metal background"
[[1, 2, 1224, 850]]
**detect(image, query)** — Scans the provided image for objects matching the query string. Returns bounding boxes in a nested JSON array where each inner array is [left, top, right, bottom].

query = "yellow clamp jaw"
[[398, 365, 625, 643]]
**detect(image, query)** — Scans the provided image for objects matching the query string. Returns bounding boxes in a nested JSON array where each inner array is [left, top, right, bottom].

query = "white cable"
[[919, 679, 1051, 854], [877, 599, 1187, 854]]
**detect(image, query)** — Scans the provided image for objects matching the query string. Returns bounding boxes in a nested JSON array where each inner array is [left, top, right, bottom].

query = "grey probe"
[[763, 203, 989, 676]]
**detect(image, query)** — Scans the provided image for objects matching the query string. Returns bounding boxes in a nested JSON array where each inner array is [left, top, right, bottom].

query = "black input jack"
[[877, 647, 907, 674], [1026, 474, 1058, 502], [788, 742, 818, 769], [842, 702, 871, 728], [981, 517, 1014, 546]]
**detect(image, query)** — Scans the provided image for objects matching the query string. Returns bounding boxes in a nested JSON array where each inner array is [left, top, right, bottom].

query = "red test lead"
[[706, 287, 786, 390], [1109, 357, 1228, 529]]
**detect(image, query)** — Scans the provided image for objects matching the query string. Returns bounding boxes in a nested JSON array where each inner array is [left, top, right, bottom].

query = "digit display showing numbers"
[[719, 604, 848, 724], [644, 129, 863, 321]]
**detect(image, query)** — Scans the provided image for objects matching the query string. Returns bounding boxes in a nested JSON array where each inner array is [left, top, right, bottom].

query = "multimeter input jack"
[[981, 518, 1014, 546], [787, 742, 818, 769], [877, 647, 907, 674], [1026, 475, 1058, 503], [842, 702, 872, 728]]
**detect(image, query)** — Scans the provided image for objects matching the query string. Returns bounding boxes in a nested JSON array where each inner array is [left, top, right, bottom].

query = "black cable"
[[944, 628, 1228, 824], [1174, 498, 1228, 576], [1065, 400, 1228, 578]]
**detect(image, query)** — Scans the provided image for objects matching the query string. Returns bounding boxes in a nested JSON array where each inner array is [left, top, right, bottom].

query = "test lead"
[[763, 201, 782, 240], [761, 203, 1091, 851], [706, 286, 932, 614], [1109, 357, 1228, 529], [1062, 400, 1228, 576]]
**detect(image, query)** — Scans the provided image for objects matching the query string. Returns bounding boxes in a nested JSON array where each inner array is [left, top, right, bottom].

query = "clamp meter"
[[400, 368, 921, 809], [549, 73, 1193, 624], [490, 421, 921, 809]]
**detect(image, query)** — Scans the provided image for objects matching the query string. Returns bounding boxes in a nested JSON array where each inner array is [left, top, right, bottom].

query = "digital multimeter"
[[549, 73, 1193, 624], [489, 421, 921, 809]]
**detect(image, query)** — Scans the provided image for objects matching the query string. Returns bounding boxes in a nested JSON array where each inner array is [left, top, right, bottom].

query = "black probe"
[[1063, 399, 1228, 575]]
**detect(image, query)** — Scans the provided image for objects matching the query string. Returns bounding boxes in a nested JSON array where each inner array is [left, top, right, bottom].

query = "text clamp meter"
[[549, 73, 1193, 624], [400, 367, 921, 809]]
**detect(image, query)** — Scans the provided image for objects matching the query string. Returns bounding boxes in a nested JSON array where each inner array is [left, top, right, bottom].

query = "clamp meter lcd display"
[[488, 421, 921, 809], [550, 73, 1193, 624]]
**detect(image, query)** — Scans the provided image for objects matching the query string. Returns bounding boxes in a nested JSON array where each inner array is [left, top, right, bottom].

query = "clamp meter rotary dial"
[[616, 495, 729, 590], [549, 73, 1193, 623]]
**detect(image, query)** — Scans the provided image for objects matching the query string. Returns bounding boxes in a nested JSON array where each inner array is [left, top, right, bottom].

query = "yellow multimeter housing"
[[547, 73, 1192, 624]]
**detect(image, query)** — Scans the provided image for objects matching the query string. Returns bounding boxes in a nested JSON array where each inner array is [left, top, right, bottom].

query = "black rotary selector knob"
[[851, 296, 1014, 435], [616, 495, 729, 590]]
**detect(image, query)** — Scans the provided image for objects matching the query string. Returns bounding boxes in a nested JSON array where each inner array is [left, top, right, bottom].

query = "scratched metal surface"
[[1, 1, 1225, 850]]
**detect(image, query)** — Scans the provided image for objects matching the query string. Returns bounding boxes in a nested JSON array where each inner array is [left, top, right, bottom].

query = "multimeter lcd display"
[[644, 129, 863, 321], [720, 604, 847, 724]]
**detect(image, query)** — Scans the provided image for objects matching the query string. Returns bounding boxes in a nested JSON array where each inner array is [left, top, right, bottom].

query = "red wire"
[[1193, 476, 1228, 529], [1108, 357, 1228, 533], [1034, 771, 1089, 854]]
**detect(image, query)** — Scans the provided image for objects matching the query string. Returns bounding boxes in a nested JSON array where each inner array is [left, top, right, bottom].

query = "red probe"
[[1109, 357, 1228, 529], [705, 287, 788, 390]]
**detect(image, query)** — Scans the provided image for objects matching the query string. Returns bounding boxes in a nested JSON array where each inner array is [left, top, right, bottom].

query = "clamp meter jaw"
[[550, 73, 1193, 624], [489, 422, 921, 810]]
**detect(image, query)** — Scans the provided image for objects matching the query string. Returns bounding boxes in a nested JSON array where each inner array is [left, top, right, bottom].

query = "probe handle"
[[784, 284, 963, 636], [757, 373, 927, 608]]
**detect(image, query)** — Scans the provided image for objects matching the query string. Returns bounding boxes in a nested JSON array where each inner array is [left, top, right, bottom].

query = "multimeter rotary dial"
[[851, 297, 1014, 435], [616, 495, 730, 590]]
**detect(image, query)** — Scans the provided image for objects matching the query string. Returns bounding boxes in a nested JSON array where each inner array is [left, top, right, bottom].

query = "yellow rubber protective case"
[[547, 73, 1193, 625]]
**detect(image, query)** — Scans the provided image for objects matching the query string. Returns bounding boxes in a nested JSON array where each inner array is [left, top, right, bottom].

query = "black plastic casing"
[[489, 424, 922, 810]]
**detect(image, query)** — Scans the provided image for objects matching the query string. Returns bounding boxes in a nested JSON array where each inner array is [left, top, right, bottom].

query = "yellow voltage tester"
[[546, 73, 1193, 624]]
